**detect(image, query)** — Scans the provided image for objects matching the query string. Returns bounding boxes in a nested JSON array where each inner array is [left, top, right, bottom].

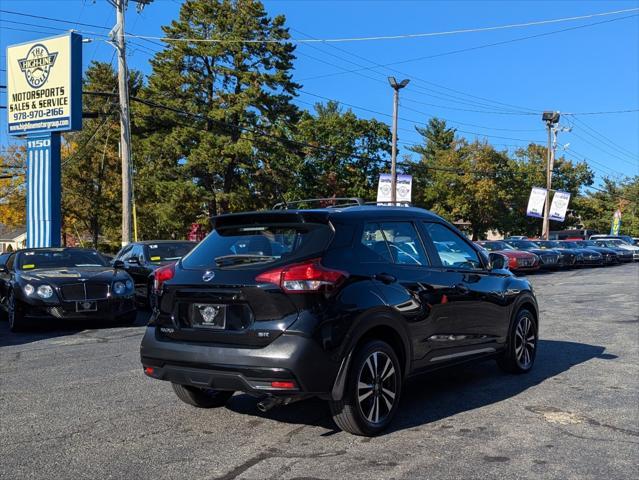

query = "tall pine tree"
[[142, 0, 300, 219]]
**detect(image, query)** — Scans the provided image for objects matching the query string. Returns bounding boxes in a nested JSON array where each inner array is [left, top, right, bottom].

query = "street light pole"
[[388, 77, 409, 204]]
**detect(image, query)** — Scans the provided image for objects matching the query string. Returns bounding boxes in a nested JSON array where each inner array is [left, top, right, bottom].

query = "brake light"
[[255, 258, 347, 293], [153, 262, 175, 292], [271, 381, 296, 389]]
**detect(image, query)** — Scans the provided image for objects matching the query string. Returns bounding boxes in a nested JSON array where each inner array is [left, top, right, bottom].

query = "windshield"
[[478, 241, 510, 251], [508, 240, 540, 250], [17, 249, 109, 270], [145, 242, 194, 263], [181, 223, 332, 269]]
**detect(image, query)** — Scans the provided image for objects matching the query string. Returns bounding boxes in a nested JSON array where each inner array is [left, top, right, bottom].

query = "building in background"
[[0, 224, 27, 252]]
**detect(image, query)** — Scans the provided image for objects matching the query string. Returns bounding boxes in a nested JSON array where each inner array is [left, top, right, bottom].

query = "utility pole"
[[541, 111, 560, 240], [388, 77, 409, 204], [115, 0, 132, 246], [108, 0, 152, 246]]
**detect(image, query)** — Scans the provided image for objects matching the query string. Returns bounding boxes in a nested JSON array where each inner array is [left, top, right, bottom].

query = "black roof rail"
[[272, 197, 365, 210]]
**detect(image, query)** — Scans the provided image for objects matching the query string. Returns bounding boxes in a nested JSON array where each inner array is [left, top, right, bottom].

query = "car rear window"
[[181, 223, 332, 269]]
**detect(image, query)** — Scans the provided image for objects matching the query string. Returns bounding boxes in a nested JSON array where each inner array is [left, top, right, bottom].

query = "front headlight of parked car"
[[113, 281, 127, 295], [23, 284, 35, 296], [113, 280, 133, 295], [36, 285, 54, 299]]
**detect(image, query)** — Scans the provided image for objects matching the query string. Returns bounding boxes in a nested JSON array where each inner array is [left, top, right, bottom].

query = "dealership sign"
[[549, 191, 571, 222], [377, 174, 412, 203], [6, 33, 82, 248], [526, 187, 547, 218], [6, 33, 82, 135]]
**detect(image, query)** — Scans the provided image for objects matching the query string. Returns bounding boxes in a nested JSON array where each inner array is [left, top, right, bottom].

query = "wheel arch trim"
[[330, 309, 411, 401]]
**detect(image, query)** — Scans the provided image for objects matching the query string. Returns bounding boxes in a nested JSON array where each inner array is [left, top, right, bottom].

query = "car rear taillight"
[[271, 381, 296, 389], [153, 262, 175, 293], [255, 258, 347, 293]]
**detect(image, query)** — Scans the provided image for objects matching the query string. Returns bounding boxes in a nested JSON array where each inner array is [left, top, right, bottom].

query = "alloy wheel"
[[514, 315, 536, 369], [357, 351, 397, 424]]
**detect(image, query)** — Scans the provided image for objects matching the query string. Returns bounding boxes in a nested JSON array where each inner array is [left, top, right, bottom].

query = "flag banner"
[[377, 174, 412, 203], [549, 191, 571, 222], [526, 187, 547, 218], [610, 210, 622, 235]]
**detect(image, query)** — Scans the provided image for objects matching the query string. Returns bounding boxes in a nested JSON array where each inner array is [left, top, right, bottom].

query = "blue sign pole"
[[26, 133, 61, 247]]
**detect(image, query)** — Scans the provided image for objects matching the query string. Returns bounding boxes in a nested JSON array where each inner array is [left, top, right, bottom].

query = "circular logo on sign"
[[18, 44, 58, 89]]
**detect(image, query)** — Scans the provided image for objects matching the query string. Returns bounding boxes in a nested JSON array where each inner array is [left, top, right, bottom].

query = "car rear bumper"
[[140, 326, 340, 397]]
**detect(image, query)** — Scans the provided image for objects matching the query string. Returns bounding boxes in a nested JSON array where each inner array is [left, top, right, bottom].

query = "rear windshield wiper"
[[214, 254, 279, 266]]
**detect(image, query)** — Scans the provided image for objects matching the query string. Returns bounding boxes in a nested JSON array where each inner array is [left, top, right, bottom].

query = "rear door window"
[[181, 224, 332, 269], [423, 222, 483, 270], [360, 223, 393, 263], [359, 222, 429, 265], [379, 222, 429, 266]]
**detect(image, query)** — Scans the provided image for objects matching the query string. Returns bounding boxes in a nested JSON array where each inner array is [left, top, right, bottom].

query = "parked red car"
[[475, 240, 540, 273]]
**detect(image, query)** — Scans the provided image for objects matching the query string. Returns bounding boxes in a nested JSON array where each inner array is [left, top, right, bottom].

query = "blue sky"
[[2, 0, 638, 187]]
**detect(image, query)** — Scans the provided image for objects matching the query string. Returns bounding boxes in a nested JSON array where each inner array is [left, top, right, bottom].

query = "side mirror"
[[0, 265, 9, 274], [127, 257, 140, 265], [113, 260, 125, 270], [489, 252, 508, 270]]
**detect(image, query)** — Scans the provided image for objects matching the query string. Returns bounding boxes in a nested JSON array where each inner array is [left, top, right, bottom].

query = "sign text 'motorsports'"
[[6, 33, 82, 135]]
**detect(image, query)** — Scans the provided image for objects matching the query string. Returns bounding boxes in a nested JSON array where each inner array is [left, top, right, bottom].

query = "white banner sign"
[[526, 187, 547, 218], [549, 191, 571, 222], [377, 174, 412, 203]]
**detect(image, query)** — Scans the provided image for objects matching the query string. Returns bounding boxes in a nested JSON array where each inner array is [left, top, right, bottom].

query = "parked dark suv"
[[140, 201, 539, 436]]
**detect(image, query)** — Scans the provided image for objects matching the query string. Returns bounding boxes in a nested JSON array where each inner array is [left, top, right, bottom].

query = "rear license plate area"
[[76, 301, 97, 312], [190, 303, 227, 329]]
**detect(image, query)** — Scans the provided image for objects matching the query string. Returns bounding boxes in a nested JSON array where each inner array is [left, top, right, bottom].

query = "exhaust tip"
[[257, 397, 280, 413]]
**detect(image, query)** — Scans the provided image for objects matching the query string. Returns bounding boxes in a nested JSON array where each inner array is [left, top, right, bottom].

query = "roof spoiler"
[[212, 211, 331, 229]]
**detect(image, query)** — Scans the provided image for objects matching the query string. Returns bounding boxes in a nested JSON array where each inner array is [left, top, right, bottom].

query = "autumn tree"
[[0, 144, 27, 228]]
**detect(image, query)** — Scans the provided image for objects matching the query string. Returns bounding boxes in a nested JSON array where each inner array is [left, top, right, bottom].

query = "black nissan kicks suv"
[[141, 201, 539, 436]]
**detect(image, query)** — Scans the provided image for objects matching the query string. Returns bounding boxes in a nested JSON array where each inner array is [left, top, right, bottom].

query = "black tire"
[[8, 290, 27, 332], [171, 383, 234, 408], [329, 339, 402, 436], [497, 308, 538, 374]]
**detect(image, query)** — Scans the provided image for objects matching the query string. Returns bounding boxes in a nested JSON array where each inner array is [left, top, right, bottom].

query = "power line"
[[297, 90, 546, 142], [300, 14, 639, 81], [568, 115, 638, 160], [563, 109, 639, 116], [84, 90, 504, 177], [123, 7, 639, 43]]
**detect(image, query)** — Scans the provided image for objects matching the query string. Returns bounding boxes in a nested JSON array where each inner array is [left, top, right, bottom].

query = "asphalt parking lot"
[[1, 263, 637, 480]]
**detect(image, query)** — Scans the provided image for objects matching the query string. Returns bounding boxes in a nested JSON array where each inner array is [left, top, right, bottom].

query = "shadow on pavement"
[[0, 311, 149, 348], [225, 339, 614, 435]]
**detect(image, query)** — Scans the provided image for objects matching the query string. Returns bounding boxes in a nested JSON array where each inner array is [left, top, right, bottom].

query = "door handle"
[[374, 273, 397, 284]]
